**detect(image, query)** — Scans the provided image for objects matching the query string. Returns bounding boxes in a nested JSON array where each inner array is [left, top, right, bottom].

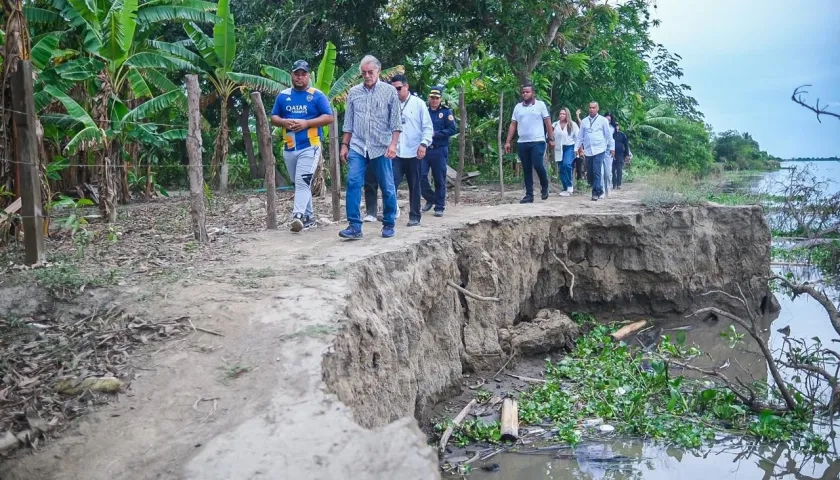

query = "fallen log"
[[611, 320, 648, 341], [439, 399, 477, 453], [500, 398, 519, 442]]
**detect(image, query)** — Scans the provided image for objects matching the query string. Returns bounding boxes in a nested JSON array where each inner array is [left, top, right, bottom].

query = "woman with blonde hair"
[[552, 107, 579, 196]]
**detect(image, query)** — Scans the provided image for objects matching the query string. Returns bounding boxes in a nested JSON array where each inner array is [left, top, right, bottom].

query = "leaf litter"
[[0, 308, 192, 455]]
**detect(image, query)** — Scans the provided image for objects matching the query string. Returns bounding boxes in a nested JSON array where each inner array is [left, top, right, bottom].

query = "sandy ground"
[[1, 185, 644, 480]]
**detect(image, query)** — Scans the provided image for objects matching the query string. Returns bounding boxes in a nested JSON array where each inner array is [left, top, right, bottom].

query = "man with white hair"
[[339, 55, 402, 239], [575, 101, 615, 201]]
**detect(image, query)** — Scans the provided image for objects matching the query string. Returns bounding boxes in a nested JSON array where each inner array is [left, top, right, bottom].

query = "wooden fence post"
[[10, 60, 45, 265], [497, 91, 505, 198], [185, 74, 209, 242], [330, 114, 341, 221], [455, 86, 466, 204], [250, 91, 277, 230]]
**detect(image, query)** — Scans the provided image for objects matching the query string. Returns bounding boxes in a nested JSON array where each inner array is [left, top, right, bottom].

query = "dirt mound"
[[500, 309, 579, 355]]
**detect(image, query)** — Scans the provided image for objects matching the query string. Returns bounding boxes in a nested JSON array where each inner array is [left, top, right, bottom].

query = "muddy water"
[[457, 281, 840, 479], [458, 163, 840, 479]]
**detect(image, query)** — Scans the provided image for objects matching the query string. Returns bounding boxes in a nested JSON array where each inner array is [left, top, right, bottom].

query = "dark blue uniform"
[[422, 90, 457, 213]]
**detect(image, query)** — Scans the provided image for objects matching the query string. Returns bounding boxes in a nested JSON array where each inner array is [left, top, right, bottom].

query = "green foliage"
[[713, 130, 781, 171], [513, 320, 819, 451]]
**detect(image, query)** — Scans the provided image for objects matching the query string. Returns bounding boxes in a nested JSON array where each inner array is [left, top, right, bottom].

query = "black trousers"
[[613, 158, 624, 187], [365, 157, 422, 221]]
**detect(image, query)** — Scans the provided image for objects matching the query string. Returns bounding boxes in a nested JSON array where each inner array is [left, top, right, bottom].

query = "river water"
[[458, 161, 840, 479]]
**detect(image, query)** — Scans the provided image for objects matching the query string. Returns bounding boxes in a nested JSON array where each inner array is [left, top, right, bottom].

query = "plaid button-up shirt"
[[343, 80, 402, 159]]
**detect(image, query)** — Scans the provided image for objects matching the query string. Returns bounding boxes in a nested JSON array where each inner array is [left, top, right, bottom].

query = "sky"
[[649, 0, 840, 159]]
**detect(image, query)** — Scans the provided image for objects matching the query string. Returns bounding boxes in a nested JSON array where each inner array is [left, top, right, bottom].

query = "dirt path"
[[2, 187, 643, 480]]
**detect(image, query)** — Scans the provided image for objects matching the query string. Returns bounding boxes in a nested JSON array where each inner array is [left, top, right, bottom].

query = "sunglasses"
[[394, 86, 404, 91]]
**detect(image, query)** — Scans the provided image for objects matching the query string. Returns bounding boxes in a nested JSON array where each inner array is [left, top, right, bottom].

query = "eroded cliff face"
[[322, 205, 774, 428]]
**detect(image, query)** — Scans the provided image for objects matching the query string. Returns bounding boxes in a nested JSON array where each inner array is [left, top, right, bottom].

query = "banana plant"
[[181, 0, 281, 192], [33, 0, 211, 221]]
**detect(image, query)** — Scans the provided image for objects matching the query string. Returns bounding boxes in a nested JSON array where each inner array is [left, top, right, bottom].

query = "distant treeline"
[[786, 157, 840, 162]]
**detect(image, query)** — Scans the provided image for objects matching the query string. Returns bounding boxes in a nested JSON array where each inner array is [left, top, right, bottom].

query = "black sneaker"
[[303, 216, 316, 230], [422, 201, 433, 213], [290, 213, 304, 232], [407, 219, 421, 227], [541, 191, 549, 200], [434, 210, 444, 217], [520, 196, 534, 204]]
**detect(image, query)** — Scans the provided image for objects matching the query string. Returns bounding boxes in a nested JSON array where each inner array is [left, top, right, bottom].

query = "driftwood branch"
[[611, 320, 648, 341], [669, 359, 788, 415], [439, 399, 477, 452], [792, 85, 840, 123], [447, 281, 500, 302], [689, 305, 797, 411], [773, 275, 840, 337], [505, 373, 546, 384]]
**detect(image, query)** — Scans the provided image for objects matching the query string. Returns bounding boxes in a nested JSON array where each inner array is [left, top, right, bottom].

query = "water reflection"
[[460, 438, 840, 480]]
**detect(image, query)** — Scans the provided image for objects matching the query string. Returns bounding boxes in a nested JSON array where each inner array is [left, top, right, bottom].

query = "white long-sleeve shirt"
[[553, 121, 579, 147], [396, 94, 433, 158], [575, 114, 615, 156]]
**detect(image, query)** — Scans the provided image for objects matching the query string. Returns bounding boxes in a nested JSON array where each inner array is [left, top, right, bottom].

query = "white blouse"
[[553, 121, 579, 147]]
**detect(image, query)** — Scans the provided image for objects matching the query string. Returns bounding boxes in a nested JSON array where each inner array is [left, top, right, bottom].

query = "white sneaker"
[[568, 187, 574, 194], [559, 191, 570, 197], [395, 207, 401, 219], [598, 194, 605, 199], [363, 215, 377, 223]]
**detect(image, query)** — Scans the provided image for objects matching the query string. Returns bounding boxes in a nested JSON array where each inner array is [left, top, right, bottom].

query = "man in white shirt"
[[504, 84, 555, 203], [364, 75, 433, 226], [575, 101, 615, 201]]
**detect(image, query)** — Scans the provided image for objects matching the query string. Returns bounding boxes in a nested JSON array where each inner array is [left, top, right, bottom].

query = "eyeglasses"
[[394, 86, 404, 91]]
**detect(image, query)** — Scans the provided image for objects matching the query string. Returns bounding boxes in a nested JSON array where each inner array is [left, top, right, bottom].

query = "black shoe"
[[616, 186, 621, 190], [407, 219, 421, 227], [422, 201, 433, 213], [520, 196, 534, 204], [434, 210, 444, 217], [303, 216, 316, 229], [290, 213, 304, 232], [541, 191, 549, 200]]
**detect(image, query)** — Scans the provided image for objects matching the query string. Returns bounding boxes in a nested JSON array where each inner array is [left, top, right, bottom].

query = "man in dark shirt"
[[421, 86, 457, 216], [612, 122, 630, 189]]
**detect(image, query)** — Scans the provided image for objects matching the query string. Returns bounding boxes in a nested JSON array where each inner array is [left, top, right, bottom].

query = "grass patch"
[[219, 363, 250, 383], [32, 262, 120, 292], [279, 324, 337, 341]]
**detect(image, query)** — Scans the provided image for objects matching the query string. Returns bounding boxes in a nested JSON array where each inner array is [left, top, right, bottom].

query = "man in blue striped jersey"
[[270, 60, 334, 232]]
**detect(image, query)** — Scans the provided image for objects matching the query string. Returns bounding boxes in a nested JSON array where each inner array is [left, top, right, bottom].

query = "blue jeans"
[[421, 146, 448, 212], [557, 145, 574, 190], [517, 142, 549, 197], [346, 150, 397, 228], [586, 152, 606, 197]]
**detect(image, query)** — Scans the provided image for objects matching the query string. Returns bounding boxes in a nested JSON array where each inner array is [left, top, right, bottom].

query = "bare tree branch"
[[773, 275, 840, 337], [792, 85, 840, 123]]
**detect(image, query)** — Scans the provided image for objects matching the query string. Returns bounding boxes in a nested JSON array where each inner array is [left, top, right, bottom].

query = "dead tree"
[[792, 85, 840, 123]]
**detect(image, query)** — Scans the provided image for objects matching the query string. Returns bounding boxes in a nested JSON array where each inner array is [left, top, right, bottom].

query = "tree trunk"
[[213, 97, 230, 192], [311, 150, 326, 198], [498, 92, 505, 197], [1, 2, 31, 205], [238, 97, 261, 178], [330, 114, 341, 221], [454, 86, 466, 204], [185, 75, 209, 242], [250, 91, 277, 230], [145, 163, 152, 201], [99, 140, 120, 223]]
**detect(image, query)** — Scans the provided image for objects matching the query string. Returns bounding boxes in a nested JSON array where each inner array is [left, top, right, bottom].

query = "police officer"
[[421, 86, 457, 216]]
